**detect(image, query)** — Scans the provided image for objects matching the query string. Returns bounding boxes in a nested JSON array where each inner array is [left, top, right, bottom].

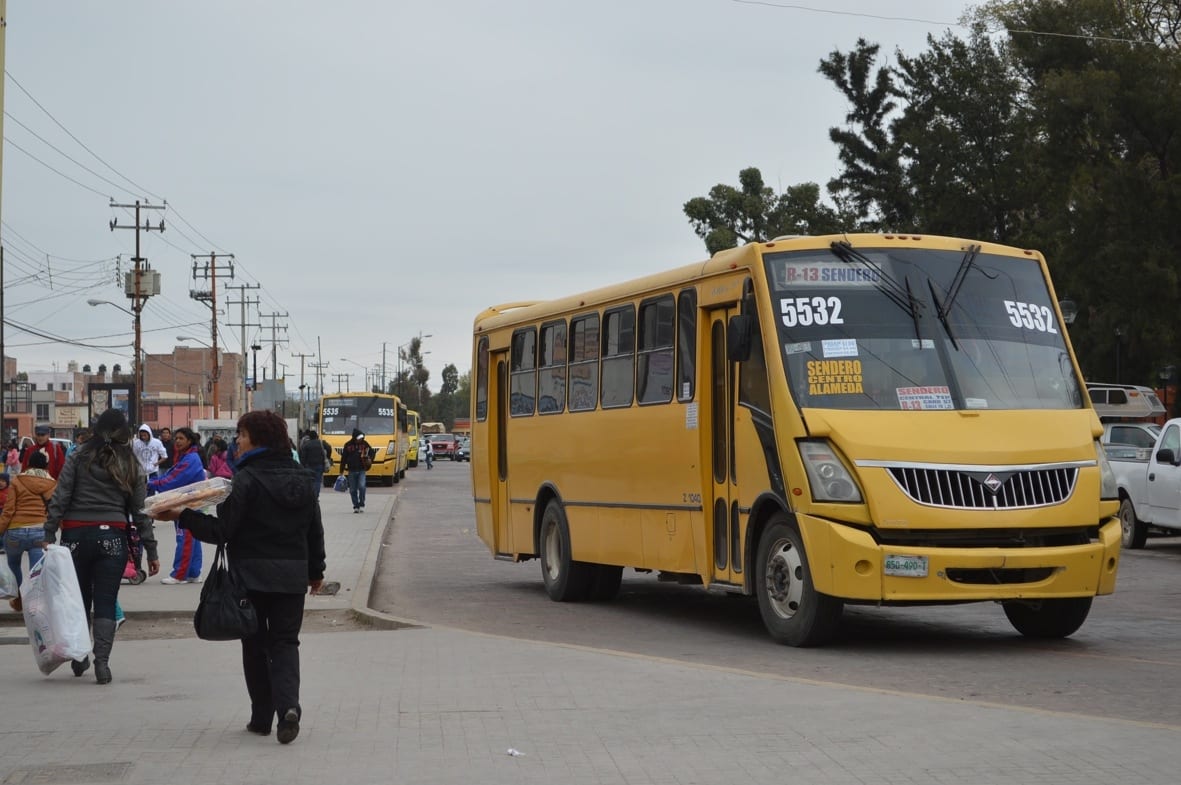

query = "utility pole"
[[259, 311, 289, 380], [226, 282, 260, 417], [110, 200, 165, 423], [292, 352, 315, 432], [190, 253, 234, 418], [332, 372, 349, 394], [310, 360, 329, 401]]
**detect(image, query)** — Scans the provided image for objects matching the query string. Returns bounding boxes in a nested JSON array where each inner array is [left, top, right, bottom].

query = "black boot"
[[92, 618, 116, 684], [71, 656, 91, 677]]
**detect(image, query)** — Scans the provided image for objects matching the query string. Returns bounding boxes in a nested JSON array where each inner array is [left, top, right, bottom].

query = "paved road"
[[372, 460, 1181, 728]]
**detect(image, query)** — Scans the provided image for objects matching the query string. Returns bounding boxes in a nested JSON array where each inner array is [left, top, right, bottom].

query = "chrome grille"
[[887, 466, 1078, 510]]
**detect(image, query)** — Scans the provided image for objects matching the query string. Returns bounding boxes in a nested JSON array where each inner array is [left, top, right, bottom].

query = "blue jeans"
[[347, 471, 367, 509], [308, 465, 325, 499], [4, 526, 45, 590]]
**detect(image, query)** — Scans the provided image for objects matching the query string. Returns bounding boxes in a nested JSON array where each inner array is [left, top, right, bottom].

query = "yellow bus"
[[320, 392, 409, 487], [470, 233, 1121, 646], [407, 410, 421, 467]]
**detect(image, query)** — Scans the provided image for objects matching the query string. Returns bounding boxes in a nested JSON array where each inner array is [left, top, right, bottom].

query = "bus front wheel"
[[1002, 597, 1092, 639], [539, 500, 594, 602], [755, 514, 843, 647]]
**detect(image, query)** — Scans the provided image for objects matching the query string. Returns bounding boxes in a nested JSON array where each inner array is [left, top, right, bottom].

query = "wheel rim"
[[542, 520, 562, 582], [1119, 502, 1134, 542], [764, 537, 804, 620]]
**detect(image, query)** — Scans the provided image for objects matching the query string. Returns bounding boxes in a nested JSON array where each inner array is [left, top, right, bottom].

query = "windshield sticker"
[[1003, 300, 1059, 334], [807, 359, 864, 395], [780, 295, 844, 327], [965, 397, 989, 409], [784, 341, 812, 355], [773, 262, 882, 288], [897, 386, 954, 410], [910, 339, 935, 349], [822, 339, 858, 358]]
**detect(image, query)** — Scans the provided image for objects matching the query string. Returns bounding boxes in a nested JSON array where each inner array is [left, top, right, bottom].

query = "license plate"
[[884, 554, 928, 578]]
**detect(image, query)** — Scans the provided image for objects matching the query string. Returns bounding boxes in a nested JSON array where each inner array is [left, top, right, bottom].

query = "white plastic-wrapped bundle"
[[21, 545, 92, 675]]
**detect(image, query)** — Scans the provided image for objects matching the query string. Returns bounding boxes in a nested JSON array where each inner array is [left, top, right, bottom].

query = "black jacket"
[[178, 448, 326, 594], [340, 437, 373, 472]]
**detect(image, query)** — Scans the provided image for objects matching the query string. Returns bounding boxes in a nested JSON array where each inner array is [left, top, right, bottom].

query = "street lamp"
[[1058, 296, 1078, 326], [340, 358, 369, 391], [397, 333, 432, 403], [89, 298, 143, 421], [176, 336, 213, 418]]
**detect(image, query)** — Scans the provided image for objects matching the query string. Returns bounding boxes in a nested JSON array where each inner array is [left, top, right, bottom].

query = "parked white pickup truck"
[[1110, 418, 1181, 548]]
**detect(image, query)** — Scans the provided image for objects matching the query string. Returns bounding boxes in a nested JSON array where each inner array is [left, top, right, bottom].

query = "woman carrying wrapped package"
[[148, 427, 207, 585], [154, 411, 326, 744], [44, 408, 160, 684]]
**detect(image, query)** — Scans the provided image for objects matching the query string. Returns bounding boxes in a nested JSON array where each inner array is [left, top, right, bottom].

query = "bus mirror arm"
[[727, 314, 754, 362]]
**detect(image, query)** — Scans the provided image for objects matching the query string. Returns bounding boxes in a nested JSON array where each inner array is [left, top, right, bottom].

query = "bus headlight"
[[798, 440, 863, 503], [1096, 441, 1118, 500], [386, 441, 396, 456]]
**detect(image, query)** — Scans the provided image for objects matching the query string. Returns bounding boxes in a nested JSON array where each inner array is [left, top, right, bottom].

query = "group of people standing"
[[2, 409, 326, 746]]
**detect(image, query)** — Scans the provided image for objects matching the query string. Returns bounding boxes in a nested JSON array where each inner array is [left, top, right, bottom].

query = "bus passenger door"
[[492, 353, 514, 555], [706, 307, 742, 586]]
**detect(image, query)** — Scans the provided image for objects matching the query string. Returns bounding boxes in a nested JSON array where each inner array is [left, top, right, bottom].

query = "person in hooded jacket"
[[45, 408, 159, 684], [148, 427, 206, 585], [154, 410, 326, 745], [132, 424, 168, 480], [339, 428, 373, 513], [1, 451, 57, 612]]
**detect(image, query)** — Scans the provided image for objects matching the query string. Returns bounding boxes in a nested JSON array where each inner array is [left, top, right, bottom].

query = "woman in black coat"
[[156, 410, 326, 744]]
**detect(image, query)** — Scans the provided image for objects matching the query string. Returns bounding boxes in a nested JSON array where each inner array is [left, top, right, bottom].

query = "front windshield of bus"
[[765, 245, 1083, 411], [320, 396, 396, 435]]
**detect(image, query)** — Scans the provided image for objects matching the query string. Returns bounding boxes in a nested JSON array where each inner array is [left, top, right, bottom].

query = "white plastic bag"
[[0, 556, 17, 599], [21, 544, 92, 675]]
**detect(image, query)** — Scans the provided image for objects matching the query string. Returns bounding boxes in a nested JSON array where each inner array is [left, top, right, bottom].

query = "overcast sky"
[[2, 0, 974, 395]]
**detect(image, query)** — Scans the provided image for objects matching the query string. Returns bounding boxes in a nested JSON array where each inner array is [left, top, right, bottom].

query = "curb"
[[349, 490, 424, 631]]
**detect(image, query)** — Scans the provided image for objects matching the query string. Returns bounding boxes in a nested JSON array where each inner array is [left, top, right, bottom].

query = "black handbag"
[[193, 542, 258, 641]]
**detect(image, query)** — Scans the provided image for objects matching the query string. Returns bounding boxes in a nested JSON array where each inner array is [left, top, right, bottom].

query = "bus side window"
[[510, 327, 537, 416], [638, 294, 675, 405], [677, 288, 697, 402], [569, 313, 600, 412], [539, 319, 567, 414], [601, 305, 636, 408], [476, 338, 489, 421]]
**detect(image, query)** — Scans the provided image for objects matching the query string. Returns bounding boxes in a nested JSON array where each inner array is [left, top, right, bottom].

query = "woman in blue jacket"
[[149, 427, 206, 584]]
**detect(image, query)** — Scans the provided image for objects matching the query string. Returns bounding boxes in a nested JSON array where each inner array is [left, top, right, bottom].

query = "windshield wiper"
[[829, 241, 922, 341], [938, 244, 982, 321]]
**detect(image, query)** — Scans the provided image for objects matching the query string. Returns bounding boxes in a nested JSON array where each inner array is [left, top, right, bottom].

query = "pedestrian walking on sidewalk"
[[44, 408, 160, 684], [23, 424, 66, 478], [155, 410, 326, 745], [339, 429, 372, 512], [1, 451, 57, 612], [297, 429, 331, 498], [148, 427, 206, 585]]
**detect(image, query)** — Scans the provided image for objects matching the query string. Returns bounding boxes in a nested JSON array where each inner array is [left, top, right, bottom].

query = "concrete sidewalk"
[[1, 486, 1178, 784]]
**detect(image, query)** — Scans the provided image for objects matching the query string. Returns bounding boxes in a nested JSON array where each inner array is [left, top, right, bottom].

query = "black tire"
[[1119, 498, 1148, 549], [539, 500, 594, 601], [387, 472, 397, 486], [1002, 597, 1093, 639], [409, 459, 418, 468], [754, 513, 843, 647], [588, 565, 623, 601]]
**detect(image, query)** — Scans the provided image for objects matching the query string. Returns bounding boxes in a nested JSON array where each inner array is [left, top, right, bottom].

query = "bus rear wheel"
[[1002, 597, 1092, 639], [755, 514, 842, 647], [539, 500, 594, 602]]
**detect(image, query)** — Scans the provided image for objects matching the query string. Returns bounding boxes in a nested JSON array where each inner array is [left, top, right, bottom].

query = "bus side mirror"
[[727, 315, 754, 362]]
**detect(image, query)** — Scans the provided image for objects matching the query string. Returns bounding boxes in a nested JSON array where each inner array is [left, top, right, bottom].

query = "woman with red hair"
[[156, 410, 325, 745]]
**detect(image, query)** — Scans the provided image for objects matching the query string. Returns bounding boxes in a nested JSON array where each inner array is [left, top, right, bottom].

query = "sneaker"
[[114, 616, 126, 631], [246, 722, 271, 736], [189, 577, 203, 584], [160, 576, 184, 585], [353, 508, 360, 514], [276, 708, 300, 745]]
